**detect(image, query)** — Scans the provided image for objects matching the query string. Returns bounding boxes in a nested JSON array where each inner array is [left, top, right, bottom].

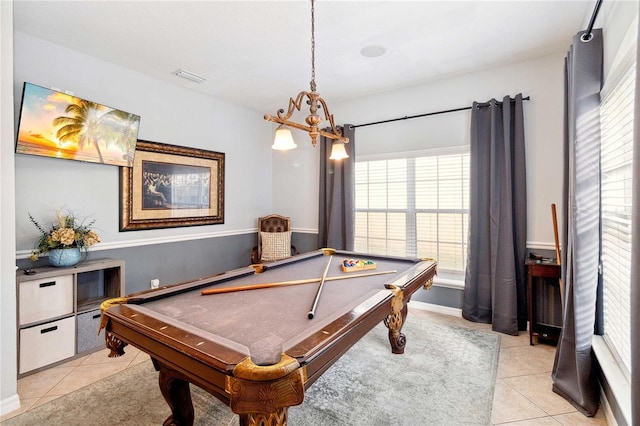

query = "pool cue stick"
[[200, 269, 398, 295], [551, 203, 564, 305], [307, 255, 333, 319]]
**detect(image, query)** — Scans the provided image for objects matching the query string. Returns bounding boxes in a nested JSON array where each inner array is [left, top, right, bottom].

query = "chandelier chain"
[[310, 0, 316, 92]]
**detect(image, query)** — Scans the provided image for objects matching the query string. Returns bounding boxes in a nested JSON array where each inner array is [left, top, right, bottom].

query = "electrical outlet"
[[150, 279, 160, 289]]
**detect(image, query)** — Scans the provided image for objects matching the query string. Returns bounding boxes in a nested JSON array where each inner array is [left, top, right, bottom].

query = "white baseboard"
[[600, 388, 618, 426], [592, 336, 631, 425], [0, 394, 20, 417], [408, 300, 462, 317], [591, 335, 632, 424]]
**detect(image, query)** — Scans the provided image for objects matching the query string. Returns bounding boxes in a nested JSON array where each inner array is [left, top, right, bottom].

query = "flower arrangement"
[[28, 209, 101, 261]]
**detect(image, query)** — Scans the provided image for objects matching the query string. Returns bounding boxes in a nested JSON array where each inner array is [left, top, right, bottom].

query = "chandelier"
[[263, 0, 349, 160]]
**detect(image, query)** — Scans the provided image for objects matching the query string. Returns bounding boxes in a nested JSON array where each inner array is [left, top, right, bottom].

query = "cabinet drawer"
[[19, 275, 74, 325], [19, 316, 75, 374], [77, 310, 104, 353]]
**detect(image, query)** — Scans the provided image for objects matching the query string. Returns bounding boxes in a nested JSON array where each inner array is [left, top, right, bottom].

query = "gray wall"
[[412, 286, 464, 309], [16, 232, 320, 295]]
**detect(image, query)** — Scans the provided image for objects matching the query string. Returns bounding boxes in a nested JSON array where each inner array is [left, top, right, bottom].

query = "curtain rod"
[[583, 0, 603, 41], [350, 96, 530, 129]]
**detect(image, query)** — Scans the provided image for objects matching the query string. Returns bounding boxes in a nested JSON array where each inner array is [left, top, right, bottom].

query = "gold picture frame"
[[120, 140, 224, 231]]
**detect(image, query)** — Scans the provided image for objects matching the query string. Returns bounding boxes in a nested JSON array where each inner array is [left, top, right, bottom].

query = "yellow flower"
[[51, 228, 75, 246], [83, 230, 101, 247]]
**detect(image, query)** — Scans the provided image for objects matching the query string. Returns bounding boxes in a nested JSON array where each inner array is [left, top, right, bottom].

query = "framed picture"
[[120, 140, 224, 231]]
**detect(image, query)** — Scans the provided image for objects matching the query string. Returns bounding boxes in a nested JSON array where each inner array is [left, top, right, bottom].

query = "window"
[[600, 60, 635, 376], [354, 149, 469, 274]]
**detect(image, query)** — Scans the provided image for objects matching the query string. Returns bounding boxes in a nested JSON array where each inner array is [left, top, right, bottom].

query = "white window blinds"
[[355, 150, 469, 273], [600, 61, 635, 375]]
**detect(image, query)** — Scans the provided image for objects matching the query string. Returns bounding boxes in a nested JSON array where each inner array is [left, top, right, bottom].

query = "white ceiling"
[[13, 1, 593, 113]]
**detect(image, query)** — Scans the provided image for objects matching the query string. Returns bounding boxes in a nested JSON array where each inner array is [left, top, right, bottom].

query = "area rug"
[[5, 315, 500, 426]]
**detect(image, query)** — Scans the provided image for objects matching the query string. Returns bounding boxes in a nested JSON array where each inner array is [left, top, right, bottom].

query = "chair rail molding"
[[16, 227, 321, 259]]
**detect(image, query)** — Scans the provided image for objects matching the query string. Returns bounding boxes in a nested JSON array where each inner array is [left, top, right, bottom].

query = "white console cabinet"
[[16, 258, 125, 375]]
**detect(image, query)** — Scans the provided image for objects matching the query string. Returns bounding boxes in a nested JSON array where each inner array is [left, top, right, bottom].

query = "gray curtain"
[[551, 29, 603, 416], [631, 10, 640, 423], [462, 94, 528, 335], [318, 125, 355, 250]]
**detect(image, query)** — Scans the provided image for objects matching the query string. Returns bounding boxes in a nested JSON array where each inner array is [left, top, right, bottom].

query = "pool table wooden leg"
[[154, 360, 195, 426], [384, 285, 408, 354], [238, 410, 288, 426]]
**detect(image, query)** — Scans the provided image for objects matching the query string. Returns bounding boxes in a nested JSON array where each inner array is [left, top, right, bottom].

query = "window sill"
[[433, 275, 464, 290], [592, 335, 631, 425]]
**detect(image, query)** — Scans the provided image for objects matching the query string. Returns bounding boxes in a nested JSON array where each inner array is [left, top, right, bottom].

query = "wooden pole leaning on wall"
[[551, 203, 564, 305]]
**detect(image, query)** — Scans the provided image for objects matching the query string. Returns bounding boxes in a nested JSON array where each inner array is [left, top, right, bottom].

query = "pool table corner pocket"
[[227, 354, 306, 424]]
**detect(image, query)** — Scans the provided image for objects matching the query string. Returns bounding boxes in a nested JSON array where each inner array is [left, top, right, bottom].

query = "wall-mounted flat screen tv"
[[16, 82, 141, 167]]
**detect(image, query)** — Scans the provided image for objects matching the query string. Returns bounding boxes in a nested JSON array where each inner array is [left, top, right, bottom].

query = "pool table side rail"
[[123, 250, 331, 304], [385, 260, 437, 296], [260, 250, 422, 274], [258, 250, 325, 271], [104, 304, 249, 369], [126, 266, 258, 304], [103, 306, 242, 405], [332, 250, 423, 264]]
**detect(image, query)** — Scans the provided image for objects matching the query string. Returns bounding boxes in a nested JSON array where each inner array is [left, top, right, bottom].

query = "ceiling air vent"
[[173, 69, 207, 84]]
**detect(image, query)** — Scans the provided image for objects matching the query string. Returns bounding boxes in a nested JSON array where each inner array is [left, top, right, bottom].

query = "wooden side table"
[[526, 259, 562, 345]]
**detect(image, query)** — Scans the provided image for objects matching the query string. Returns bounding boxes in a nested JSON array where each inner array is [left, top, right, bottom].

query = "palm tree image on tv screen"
[[15, 82, 140, 167]]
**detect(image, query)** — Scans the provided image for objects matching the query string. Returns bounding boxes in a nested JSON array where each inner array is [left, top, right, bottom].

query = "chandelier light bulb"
[[329, 141, 349, 160], [272, 124, 297, 150]]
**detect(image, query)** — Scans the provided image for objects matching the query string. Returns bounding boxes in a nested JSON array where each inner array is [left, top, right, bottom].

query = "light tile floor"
[[409, 309, 609, 426], [2, 309, 609, 425]]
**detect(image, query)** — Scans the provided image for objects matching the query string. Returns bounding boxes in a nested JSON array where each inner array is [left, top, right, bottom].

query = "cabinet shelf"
[[526, 259, 562, 346], [77, 297, 111, 313], [19, 313, 75, 330], [16, 258, 125, 376]]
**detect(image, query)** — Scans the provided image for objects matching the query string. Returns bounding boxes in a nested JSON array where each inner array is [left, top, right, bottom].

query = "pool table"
[[100, 249, 437, 426]]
